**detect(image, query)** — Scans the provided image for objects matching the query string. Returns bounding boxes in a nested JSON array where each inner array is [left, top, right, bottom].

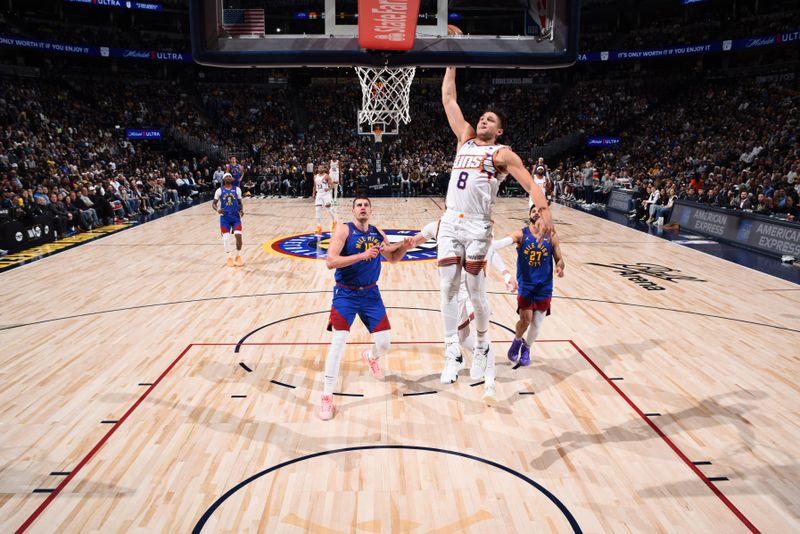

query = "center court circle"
[[192, 445, 582, 533], [267, 229, 437, 261]]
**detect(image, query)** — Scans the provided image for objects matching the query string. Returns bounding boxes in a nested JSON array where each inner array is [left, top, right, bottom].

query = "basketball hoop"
[[355, 66, 416, 140]]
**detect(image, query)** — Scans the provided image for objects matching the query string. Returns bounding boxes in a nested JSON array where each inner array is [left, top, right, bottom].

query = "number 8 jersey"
[[446, 139, 509, 216]]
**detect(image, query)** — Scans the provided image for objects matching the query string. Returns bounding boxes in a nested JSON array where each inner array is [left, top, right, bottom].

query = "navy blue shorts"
[[220, 214, 242, 234], [327, 285, 390, 333]]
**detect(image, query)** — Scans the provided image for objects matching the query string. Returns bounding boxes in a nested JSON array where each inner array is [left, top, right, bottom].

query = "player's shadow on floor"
[[528, 389, 767, 470], [0, 465, 137, 495], [636, 462, 800, 498], [586, 339, 668, 364]]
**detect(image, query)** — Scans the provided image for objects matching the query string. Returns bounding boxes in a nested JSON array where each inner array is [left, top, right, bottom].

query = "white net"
[[355, 66, 416, 135]]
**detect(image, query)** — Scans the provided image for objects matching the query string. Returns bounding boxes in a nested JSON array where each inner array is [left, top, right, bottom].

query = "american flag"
[[223, 9, 265, 36]]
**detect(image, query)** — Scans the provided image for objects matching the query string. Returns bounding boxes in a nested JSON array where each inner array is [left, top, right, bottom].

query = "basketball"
[[447, 24, 463, 36]]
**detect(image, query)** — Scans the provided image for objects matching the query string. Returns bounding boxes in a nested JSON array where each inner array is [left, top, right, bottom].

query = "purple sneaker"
[[519, 342, 531, 366], [508, 338, 522, 362]]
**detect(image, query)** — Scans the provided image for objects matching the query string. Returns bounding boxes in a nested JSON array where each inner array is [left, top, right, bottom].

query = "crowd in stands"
[[2, 51, 799, 254], [0, 78, 215, 241], [553, 76, 800, 224]]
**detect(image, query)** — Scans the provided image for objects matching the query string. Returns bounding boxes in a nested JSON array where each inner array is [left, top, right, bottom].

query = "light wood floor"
[[0, 198, 798, 533]]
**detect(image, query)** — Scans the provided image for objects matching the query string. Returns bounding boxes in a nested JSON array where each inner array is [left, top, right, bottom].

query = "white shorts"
[[315, 193, 333, 207], [436, 210, 493, 275], [331, 173, 339, 184]]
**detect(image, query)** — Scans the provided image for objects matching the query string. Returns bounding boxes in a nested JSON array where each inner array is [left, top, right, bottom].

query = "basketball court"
[[1, 198, 798, 532], [1, 0, 799, 532]]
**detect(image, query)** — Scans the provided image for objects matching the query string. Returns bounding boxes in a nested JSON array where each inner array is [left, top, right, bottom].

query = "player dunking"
[[491, 206, 565, 365], [319, 197, 408, 420], [329, 157, 340, 203], [314, 164, 337, 235], [405, 221, 512, 406], [438, 67, 554, 382], [226, 156, 243, 189], [212, 173, 244, 267]]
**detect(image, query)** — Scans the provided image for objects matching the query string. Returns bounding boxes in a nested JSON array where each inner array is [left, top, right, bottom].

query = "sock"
[[439, 264, 462, 342], [323, 329, 349, 395], [458, 325, 475, 353], [370, 330, 390, 360], [485, 344, 496, 385], [524, 311, 546, 346], [222, 233, 232, 257], [315, 206, 322, 227], [476, 329, 488, 347]]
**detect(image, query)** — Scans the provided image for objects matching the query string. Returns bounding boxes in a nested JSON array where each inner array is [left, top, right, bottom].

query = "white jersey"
[[446, 139, 509, 216], [329, 160, 340, 182], [315, 173, 331, 195]]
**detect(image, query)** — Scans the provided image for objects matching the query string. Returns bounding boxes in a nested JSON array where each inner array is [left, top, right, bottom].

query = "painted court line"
[[16, 340, 759, 533]]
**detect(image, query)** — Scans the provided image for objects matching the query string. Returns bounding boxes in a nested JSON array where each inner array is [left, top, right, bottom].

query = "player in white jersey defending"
[[329, 158, 340, 203], [531, 164, 552, 206], [403, 221, 512, 406], [438, 67, 553, 384], [314, 164, 337, 235]]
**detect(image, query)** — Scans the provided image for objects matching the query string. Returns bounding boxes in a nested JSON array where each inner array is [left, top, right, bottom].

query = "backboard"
[[190, 0, 580, 68]]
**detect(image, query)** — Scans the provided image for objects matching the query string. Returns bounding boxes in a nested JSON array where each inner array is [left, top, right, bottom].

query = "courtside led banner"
[[0, 36, 190, 62], [577, 29, 800, 62], [1, 27, 797, 64], [65, 0, 162, 11], [126, 129, 162, 139], [358, 0, 421, 51], [587, 137, 621, 146], [671, 201, 800, 257]]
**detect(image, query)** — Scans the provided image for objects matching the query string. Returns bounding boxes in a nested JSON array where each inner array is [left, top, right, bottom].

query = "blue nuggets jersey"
[[229, 163, 242, 187], [219, 186, 240, 216], [334, 223, 384, 287], [516, 226, 553, 297]]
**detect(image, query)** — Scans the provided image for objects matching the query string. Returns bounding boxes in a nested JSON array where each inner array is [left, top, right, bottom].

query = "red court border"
[[16, 340, 760, 534]]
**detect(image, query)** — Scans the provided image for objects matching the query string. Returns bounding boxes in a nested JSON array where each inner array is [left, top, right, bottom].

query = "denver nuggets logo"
[[523, 241, 549, 268], [267, 229, 436, 262]]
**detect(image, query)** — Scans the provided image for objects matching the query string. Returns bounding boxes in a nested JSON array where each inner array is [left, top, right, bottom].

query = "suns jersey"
[[335, 223, 385, 287], [516, 226, 553, 296], [446, 139, 509, 216], [315, 173, 331, 195], [329, 160, 340, 181]]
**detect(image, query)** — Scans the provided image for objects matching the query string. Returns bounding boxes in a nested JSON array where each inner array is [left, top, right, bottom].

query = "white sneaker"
[[470, 344, 489, 380], [440, 343, 464, 384], [482, 384, 496, 407]]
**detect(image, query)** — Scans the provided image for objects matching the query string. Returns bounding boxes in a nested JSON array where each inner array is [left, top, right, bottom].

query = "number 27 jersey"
[[446, 139, 509, 216]]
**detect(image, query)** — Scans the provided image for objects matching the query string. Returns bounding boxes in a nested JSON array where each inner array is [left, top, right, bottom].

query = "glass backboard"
[[190, 0, 580, 68]]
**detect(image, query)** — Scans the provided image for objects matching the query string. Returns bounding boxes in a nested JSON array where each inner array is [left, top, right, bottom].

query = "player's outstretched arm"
[[497, 149, 554, 238], [442, 68, 475, 146], [326, 223, 375, 269], [490, 231, 523, 291], [393, 221, 437, 258], [237, 187, 244, 216], [376, 229, 407, 263], [552, 232, 566, 278]]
